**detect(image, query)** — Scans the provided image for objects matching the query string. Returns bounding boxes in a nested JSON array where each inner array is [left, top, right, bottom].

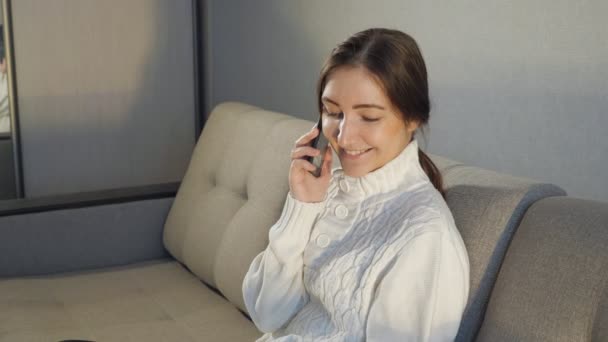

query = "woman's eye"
[[362, 116, 380, 122], [326, 111, 343, 118]]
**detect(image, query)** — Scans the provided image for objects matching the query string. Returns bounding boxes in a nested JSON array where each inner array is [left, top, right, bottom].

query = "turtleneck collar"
[[330, 139, 429, 200]]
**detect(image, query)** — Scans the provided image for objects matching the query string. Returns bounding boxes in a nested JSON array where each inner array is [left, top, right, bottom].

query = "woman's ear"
[[406, 120, 420, 134]]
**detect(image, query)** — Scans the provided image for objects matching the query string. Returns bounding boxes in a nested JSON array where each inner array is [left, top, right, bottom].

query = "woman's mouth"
[[340, 147, 373, 160]]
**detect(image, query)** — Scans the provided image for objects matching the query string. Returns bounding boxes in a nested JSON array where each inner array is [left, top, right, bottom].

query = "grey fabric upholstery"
[[593, 286, 608, 341], [163, 102, 315, 312], [477, 197, 608, 342], [441, 166, 566, 341], [0, 260, 261, 341], [0, 198, 173, 277]]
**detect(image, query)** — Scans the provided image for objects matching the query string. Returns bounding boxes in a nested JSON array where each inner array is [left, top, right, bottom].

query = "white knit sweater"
[[242, 140, 469, 341]]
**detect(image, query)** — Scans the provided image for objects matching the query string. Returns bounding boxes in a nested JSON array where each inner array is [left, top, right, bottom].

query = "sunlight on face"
[[321, 66, 418, 178]]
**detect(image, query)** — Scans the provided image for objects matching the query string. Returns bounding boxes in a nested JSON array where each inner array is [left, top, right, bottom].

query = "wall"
[[11, 0, 196, 197], [205, 0, 608, 202]]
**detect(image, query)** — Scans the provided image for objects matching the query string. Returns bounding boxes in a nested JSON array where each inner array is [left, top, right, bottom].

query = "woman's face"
[[321, 66, 418, 178]]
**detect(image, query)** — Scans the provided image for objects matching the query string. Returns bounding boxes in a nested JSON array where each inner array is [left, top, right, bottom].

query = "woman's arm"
[[366, 229, 469, 342], [242, 193, 325, 333]]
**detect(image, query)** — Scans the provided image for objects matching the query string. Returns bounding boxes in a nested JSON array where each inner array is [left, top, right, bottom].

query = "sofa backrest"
[[476, 196, 608, 342], [436, 165, 566, 341], [163, 102, 315, 312]]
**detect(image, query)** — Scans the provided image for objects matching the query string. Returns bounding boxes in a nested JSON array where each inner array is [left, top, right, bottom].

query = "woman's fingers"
[[292, 126, 322, 161], [320, 147, 333, 178], [291, 146, 319, 160], [289, 128, 331, 203], [292, 159, 317, 173], [295, 127, 319, 148]]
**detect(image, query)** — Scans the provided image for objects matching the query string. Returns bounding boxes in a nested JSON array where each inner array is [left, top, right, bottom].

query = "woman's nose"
[[337, 119, 357, 147]]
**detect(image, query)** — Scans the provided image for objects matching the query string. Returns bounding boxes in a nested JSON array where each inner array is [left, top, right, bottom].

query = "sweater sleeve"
[[366, 230, 468, 342], [242, 193, 325, 333]]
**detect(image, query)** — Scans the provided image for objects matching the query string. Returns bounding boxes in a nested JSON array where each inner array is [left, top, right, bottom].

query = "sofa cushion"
[[476, 196, 608, 342], [0, 259, 261, 341], [163, 102, 315, 312], [441, 166, 566, 341]]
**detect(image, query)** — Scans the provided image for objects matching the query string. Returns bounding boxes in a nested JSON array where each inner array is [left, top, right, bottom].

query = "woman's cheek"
[[322, 125, 340, 153], [322, 120, 338, 141], [362, 126, 383, 147]]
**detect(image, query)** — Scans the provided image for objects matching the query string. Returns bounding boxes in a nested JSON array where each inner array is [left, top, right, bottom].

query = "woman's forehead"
[[322, 66, 391, 108]]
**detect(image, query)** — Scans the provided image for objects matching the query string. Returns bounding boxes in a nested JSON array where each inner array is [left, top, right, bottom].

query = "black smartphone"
[[305, 116, 330, 177]]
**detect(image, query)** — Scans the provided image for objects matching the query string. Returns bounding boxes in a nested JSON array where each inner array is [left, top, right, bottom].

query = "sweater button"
[[335, 205, 349, 219], [339, 179, 350, 193], [316, 234, 331, 248]]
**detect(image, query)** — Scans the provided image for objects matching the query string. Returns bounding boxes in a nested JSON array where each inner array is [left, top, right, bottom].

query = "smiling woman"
[[243, 28, 470, 341], [320, 66, 417, 178]]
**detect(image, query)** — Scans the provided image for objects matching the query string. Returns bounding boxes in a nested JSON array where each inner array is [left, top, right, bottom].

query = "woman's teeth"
[[344, 148, 370, 156]]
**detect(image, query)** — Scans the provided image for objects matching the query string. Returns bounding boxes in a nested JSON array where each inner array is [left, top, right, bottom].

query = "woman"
[[243, 28, 469, 341]]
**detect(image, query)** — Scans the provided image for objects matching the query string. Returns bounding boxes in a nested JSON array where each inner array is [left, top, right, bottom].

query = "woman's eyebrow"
[[322, 96, 385, 110], [353, 103, 385, 110], [321, 97, 340, 107]]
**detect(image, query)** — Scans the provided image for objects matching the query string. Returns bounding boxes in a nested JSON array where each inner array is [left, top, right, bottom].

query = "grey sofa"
[[0, 102, 606, 342]]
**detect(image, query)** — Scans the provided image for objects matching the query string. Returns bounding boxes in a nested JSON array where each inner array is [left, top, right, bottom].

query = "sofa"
[[0, 102, 606, 342]]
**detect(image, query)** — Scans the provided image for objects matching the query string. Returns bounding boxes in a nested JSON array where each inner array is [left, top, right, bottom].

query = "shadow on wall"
[[209, 0, 336, 121], [14, 0, 196, 197]]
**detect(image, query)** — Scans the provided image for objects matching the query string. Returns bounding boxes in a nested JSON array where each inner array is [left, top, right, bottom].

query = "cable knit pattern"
[[243, 140, 469, 342]]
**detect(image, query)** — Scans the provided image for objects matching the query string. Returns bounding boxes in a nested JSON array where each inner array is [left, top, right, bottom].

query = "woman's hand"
[[289, 127, 333, 203]]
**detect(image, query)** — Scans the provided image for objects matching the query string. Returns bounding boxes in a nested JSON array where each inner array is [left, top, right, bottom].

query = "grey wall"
[[205, 0, 608, 202], [11, 0, 196, 197]]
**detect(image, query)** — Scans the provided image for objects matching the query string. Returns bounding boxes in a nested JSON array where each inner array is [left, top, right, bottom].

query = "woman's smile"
[[340, 147, 373, 158]]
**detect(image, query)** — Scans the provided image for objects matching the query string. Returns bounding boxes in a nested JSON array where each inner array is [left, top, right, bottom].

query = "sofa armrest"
[[0, 182, 179, 278], [477, 196, 608, 341]]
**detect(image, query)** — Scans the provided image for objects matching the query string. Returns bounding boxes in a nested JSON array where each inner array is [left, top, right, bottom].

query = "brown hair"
[[317, 28, 445, 197]]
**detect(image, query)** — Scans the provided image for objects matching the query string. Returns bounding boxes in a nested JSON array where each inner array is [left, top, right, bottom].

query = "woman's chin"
[[338, 149, 375, 177], [340, 164, 371, 178]]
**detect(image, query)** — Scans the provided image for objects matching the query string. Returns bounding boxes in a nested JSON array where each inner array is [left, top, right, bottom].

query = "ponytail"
[[418, 149, 445, 198]]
